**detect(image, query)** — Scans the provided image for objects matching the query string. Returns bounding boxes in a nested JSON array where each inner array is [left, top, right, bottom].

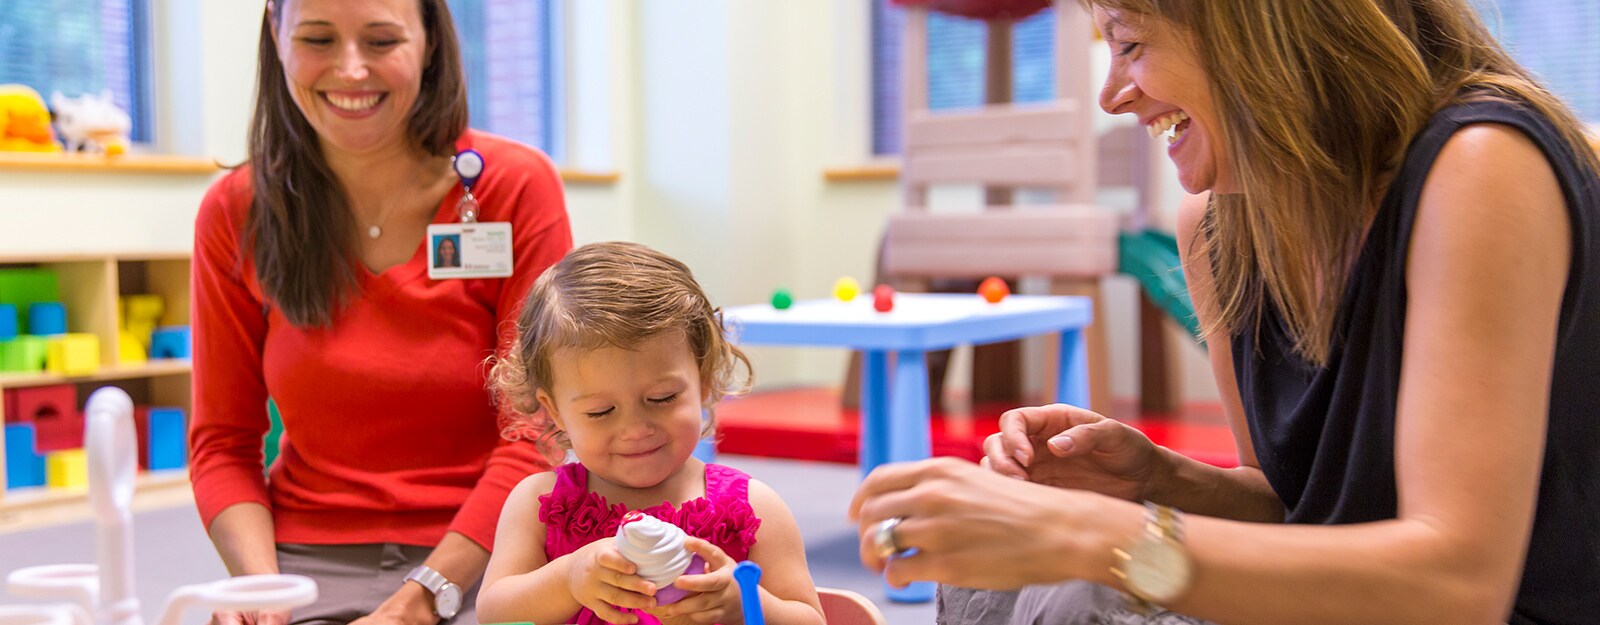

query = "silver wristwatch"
[[404, 565, 463, 620]]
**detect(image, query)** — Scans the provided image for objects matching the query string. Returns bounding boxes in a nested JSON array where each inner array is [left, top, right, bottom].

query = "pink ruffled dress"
[[539, 462, 762, 625]]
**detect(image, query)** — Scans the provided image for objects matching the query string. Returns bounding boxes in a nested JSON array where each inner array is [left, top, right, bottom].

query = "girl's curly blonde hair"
[[490, 241, 752, 460]]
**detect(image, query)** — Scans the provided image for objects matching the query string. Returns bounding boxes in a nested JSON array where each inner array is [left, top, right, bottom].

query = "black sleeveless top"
[[1232, 98, 1600, 624]]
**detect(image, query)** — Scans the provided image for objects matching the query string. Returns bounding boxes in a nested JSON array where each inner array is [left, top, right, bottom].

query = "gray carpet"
[[0, 455, 936, 625]]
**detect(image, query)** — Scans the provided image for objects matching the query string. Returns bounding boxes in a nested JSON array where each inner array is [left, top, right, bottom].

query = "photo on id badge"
[[427, 222, 514, 279]]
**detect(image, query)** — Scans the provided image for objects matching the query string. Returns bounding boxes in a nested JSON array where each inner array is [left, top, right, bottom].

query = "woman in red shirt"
[[189, 1, 571, 624]]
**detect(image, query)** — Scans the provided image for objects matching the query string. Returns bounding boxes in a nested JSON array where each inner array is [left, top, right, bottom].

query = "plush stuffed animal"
[[51, 90, 131, 155], [0, 85, 63, 153]]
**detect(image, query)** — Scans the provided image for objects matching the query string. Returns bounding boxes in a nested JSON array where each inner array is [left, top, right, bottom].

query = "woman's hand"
[[349, 582, 441, 625], [211, 609, 289, 625], [850, 457, 1142, 591], [982, 403, 1165, 501], [565, 540, 658, 624], [645, 537, 743, 624]]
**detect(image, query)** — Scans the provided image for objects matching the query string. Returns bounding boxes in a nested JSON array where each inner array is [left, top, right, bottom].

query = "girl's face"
[[1096, 8, 1236, 194], [538, 332, 709, 492], [272, 0, 428, 158], [439, 239, 456, 260]]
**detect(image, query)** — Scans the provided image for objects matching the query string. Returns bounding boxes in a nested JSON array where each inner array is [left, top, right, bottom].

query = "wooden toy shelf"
[[0, 251, 193, 527]]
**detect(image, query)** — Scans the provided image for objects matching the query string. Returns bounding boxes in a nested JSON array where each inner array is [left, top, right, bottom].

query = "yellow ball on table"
[[833, 277, 861, 302]]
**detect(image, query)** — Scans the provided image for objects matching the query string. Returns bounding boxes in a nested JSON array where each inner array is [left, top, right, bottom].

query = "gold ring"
[[872, 516, 907, 559]]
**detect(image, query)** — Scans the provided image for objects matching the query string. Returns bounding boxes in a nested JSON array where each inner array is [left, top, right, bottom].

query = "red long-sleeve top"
[[189, 131, 571, 549]]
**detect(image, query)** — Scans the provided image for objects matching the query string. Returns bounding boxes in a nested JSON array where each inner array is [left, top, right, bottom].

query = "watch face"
[[1124, 537, 1193, 604], [435, 583, 462, 619]]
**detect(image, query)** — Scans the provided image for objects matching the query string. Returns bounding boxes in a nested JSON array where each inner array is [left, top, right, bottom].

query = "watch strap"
[[1111, 502, 1189, 613], [405, 564, 450, 595]]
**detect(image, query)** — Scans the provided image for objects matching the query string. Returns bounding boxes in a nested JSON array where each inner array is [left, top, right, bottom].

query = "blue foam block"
[[27, 302, 66, 336], [150, 326, 191, 360], [5, 423, 47, 489], [0, 304, 16, 341], [147, 407, 187, 470]]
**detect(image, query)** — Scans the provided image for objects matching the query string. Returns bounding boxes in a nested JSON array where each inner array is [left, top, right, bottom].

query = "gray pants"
[[276, 543, 479, 625], [937, 582, 1215, 625]]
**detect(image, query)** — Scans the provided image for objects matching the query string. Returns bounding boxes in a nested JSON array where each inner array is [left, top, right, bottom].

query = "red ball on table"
[[873, 284, 895, 312]]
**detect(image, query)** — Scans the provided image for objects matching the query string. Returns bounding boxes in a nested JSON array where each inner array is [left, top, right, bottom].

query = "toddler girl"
[[477, 242, 825, 625]]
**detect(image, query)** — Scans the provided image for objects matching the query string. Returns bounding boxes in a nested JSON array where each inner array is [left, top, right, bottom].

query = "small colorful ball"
[[833, 277, 861, 302], [978, 276, 1010, 304], [771, 288, 794, 310], [873, 284, 895, 312]]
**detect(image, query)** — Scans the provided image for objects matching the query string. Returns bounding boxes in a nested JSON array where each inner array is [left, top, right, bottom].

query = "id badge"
[[427, 222, 514, 279]]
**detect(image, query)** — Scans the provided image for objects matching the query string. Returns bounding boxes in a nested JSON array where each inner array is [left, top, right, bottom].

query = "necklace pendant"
[[368, 225, 382, 239]]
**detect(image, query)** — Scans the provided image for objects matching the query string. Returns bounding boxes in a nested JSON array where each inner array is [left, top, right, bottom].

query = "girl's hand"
[[566, 540, 658, 624], [982, 403, 1164, 501], [646, 537, 743, 624]]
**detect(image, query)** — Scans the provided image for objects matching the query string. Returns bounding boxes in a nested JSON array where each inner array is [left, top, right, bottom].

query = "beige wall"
[[0, 0, 1218, 405]]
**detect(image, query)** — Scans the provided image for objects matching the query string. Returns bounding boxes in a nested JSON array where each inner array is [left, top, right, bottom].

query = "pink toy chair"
[[818, 587, 888, 625]]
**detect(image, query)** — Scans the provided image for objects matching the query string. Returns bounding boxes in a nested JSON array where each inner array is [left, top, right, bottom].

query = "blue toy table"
[[723, 293, 1093, 603]]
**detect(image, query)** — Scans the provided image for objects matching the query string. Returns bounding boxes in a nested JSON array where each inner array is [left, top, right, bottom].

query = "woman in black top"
[[850, 1, 1599, 623]]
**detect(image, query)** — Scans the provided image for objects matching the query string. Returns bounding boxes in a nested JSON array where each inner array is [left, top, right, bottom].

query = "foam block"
[[121, 294, 164, 326], [0, 268, 59, 332], [45, 448, 88, 489], [0, 303, 16, 341], [132, 406, 151, 469], [4, 422, 47, 489], [150, 326, 191, 360], [147, 407, 186, 470], [45, 333, 100, 375], [118, 331, 148, 364], [14, 385, 80, 452], [3, 388, 18, 424], [27, 302, 67, 335], [0, 336, 49, 372]]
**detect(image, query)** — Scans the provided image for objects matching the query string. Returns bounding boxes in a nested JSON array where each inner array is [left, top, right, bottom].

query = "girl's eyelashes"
[[578, 392, 680, 418], [297, 36, 334, 46], [1117, 41, 1141, 57]]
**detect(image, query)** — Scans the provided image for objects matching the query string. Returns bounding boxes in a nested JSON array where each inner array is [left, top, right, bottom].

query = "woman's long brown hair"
[[248, 0, 469, 327], [1083, 0, 1600, 365]]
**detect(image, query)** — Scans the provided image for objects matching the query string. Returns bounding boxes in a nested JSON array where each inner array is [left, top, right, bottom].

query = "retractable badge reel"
[[427, 148, 514, 279]]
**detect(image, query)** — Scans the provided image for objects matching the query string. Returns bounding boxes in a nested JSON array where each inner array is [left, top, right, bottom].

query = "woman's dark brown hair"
[[248, 0, 469, 327]]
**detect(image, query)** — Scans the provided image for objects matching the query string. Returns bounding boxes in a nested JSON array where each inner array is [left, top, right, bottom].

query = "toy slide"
[[1118, 229, 1202, 344], [4, 387, 318, 625]]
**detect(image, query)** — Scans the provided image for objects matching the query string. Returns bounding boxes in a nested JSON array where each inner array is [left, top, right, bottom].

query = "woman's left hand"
[[644, 537, 744, 624], [850, 456, 1140, 591], [350, 582, 441, 625]]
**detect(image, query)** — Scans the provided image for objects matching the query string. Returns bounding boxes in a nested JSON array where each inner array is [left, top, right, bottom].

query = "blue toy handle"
[[732, 561, 764, 625]]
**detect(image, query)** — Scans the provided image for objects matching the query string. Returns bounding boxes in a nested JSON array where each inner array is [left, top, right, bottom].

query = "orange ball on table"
[[978, 276, 1010, 303]]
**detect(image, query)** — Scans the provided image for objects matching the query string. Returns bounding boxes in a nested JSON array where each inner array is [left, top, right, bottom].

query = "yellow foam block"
[[46, 333, 101, 375], [118, 331, 147, 364], [47, 448, 89, 489], [121, 295, 165, 328], [126, 320, 156, 349]]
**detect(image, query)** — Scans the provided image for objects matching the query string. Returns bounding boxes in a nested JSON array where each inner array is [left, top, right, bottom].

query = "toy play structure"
[[877, 0, 1197, 415], [2, 387, 317, 625]]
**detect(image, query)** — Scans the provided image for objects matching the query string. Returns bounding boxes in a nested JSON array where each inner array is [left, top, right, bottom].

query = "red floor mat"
[[715, 387, 1239, 468]]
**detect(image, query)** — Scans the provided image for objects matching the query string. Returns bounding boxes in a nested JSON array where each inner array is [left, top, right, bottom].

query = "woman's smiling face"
[[272, 0, 428, 158], [1096, 8, 1237, 194]]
